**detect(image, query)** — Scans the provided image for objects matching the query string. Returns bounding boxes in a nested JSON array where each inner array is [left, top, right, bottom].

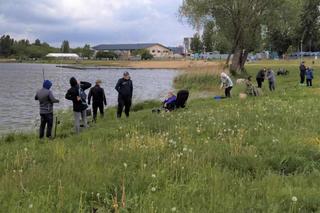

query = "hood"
[[70, 77, 78, 87], [43, 80, 52, 90]]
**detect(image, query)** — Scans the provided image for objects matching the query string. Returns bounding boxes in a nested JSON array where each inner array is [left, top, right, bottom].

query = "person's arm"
[[49, 91, 59, 103], [80, 81, 92, 91], [65, 89, 76, 101], [115, 79, 121, 93], [102, 88, 107, 106], [130, 80, 133, 99], [87, 88, 92, 105]]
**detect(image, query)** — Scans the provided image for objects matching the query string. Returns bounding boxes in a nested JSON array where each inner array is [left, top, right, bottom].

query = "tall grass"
[[1, 60, 320, 212]]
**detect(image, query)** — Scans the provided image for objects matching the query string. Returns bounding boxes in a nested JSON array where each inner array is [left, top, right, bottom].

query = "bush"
[[95, 51, 118, 60]]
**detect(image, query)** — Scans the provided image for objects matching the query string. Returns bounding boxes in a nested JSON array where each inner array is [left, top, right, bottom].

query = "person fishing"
[[88, 79, 107, 122], [220, 72, 233, 98], [65, 77, 91, 134], [115, 72, 133, 118], [35, 80, 59, 139]]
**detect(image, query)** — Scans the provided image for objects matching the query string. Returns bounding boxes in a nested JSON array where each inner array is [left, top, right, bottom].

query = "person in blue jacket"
[[163, 91, 177, 111], [306, 67, 314, 87]]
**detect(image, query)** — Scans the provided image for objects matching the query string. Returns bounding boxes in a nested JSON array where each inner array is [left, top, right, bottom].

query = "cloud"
[[0, 0, 194, 47]]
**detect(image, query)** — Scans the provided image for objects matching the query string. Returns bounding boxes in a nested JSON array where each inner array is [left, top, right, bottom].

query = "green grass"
[[1, 61, 320, 212]]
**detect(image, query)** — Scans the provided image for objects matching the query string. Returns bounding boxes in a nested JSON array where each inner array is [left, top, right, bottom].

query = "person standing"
[[300, 61, 307, 85], [115, 72, 133, 118], [306, 67, 314, 87], [266, 68, 276, 91], [256, 68, 266, 88], [220, 72, 233, 98], [35, 80, 59, 139], [65, 77, 91, 134], [88, 79, 107, 122]]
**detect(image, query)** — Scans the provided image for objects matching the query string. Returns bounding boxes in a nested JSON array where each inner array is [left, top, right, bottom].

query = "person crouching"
[[220, 72, 233, 98]]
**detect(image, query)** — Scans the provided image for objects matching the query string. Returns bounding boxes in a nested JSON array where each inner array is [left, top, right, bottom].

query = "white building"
[[46, 53, 80, 59]]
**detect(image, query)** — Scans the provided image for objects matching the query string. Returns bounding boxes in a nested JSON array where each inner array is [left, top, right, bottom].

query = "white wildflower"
[[29, 204, 33, 208], [151, 174, 156, 178], [123, 163, 128, 168], [171, 207, 177, 212], [292, 196, 298, 202], [151, 187, 156, 192]]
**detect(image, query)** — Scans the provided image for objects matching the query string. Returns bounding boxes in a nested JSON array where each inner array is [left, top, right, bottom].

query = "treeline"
[[187, 0, 320, 57], [0, 35, 94, 59]]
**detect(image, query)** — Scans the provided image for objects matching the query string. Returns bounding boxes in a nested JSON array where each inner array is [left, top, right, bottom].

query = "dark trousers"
[[307, 79, 313, 87], [92, 102, 104, 121], [117, 96, 132, 118], [225, 87, 233, 98], [256, 78, 263, 88], [269, 81, 275, 91], [300, 74, 305, 84], [39, 113, 53, 138]]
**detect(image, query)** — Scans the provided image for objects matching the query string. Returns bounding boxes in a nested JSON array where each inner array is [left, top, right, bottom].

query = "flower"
[[143, 164, 147, 168], [123, 163, 128, 168], [171, 207, 177, 212], [19, 169, 23, 173], [151, 187, 156, 192], [24, 147, 28, 152], [292, 196, 298, 202], [29, 204, 33, 208], [97, 193, 100, 198], [151, 174, 156, 178], [183, 147, 188, 152]]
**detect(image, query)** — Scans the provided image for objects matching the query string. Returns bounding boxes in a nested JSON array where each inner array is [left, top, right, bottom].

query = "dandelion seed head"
[[29, 204, 33, 208], [171, 207, 177, 212], [123, 163, 128, 168], [292, 196, 298, 202], [151, 187, 156, 192], [151, 174, 156, 178]]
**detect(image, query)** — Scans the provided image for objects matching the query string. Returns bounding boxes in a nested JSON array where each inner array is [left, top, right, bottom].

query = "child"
[[163, 91, 177, 111], [220, 72, 233, 98], [266, 68, 275, 91], [306, 67, 314, 87]]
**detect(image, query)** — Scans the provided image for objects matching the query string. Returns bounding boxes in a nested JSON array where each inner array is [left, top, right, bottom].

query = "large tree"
[[180, 0, 285, 74], [61, 40, 70, 53], [190, 33, 203, 53], [298, 0, 320, 52]]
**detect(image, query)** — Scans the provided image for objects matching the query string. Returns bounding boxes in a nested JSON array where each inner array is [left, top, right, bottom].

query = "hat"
[[123, 71, 130, 76], [43, 80, 52, 90]]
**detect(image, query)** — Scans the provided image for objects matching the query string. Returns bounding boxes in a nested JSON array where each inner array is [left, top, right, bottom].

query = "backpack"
[[79, 87, 88, 110]]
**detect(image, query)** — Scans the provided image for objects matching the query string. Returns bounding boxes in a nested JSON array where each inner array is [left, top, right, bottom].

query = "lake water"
[[0, 63, 178, 134]]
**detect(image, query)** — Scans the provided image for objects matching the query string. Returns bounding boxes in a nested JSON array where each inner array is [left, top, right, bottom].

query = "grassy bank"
[[1, 61, 320, 212]]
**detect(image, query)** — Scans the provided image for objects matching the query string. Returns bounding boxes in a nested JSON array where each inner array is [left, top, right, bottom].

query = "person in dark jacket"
[[88, 79, 107, 122], [115, 72, 133, 118], [306, 66, 314, 87], [300, 61, 306, 85], [256, 68, 266, 88], [35, 80, 59, 139], [65, 77, 91, 133]]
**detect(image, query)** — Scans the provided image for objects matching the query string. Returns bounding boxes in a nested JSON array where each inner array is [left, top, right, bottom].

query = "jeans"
[[225, 87, 233, 98], [39, 113, 53, 138], [300, 74, 305, 84], [307, 79, 312, 87], [92, 103, 104, 121], [269, 81, 275, 91], [117, 96, 132, 118], [74, 110, 87, 134], [256, 78, 264, 88]]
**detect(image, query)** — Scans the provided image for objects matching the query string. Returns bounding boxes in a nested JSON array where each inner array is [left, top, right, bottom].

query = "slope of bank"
[[1, 62, 320, 212]]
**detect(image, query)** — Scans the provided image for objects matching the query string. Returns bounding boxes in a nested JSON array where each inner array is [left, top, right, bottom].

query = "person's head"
[[302, 61, 305, 65], [167, 91, 174, 97], [123, 71, 130, 80], [221, 72, 228, 79], [69, 77, 78, 87], [43, 80, 52, 90], [96, 79, 102, 86]]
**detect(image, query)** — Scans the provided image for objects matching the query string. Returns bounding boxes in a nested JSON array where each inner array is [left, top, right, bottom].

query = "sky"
[[0, 0, 195, 48]]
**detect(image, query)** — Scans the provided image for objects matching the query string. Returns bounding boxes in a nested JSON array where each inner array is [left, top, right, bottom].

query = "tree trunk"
[[230, 48, 248, 75]]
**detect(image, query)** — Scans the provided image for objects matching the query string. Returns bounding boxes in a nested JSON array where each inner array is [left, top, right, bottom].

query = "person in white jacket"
[[220, 72, 233, 98]]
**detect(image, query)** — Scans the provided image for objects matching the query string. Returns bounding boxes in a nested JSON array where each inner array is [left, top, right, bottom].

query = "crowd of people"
[[35, 62, 315, 139], [35, 72, 133, 138]]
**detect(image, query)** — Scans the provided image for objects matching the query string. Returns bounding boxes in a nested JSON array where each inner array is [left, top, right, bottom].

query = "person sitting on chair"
[[163, 91, 177, 111]]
